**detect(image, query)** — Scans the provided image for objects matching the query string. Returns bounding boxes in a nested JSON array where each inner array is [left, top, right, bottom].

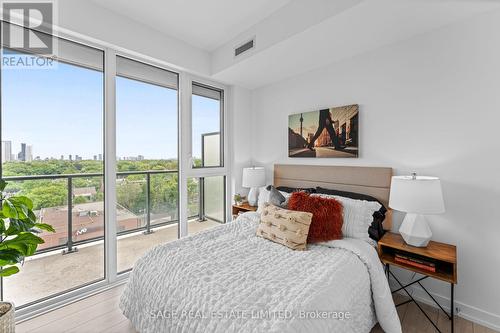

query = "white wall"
[[230, 86, 253, 198], [246, 9, 500, 329]]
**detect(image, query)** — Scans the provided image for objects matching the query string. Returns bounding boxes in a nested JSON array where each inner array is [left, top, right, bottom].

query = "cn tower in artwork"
[[300, 113, 304, 137]]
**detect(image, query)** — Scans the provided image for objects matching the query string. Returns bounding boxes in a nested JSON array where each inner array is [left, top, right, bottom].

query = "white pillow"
[[312, 193, 381, 243], [257, 186, 291, 213]]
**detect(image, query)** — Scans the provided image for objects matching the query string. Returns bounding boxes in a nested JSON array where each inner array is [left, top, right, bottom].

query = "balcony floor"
[[4, 220, 221, 307]]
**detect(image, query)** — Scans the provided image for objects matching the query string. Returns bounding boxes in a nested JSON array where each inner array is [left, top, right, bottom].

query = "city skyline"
[[1, 140, 175, 162], [2, 54, 220, 161], [1, 140, 33, 162]]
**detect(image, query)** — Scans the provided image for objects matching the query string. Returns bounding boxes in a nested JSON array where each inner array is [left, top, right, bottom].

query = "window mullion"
[[178, 72, 192, 238], [104, 48, 117, 282]]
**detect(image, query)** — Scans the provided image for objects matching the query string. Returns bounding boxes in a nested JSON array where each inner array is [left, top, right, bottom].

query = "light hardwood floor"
[[16, 284, 498, 333]]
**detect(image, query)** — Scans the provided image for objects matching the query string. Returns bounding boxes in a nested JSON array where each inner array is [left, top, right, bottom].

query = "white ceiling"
[[88, 0, 500, 89], [211, 0, 500, 88], [90, 0, 290, 51]]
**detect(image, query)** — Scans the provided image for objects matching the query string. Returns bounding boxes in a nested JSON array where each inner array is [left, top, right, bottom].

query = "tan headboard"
[[274, 164, 393, 230]]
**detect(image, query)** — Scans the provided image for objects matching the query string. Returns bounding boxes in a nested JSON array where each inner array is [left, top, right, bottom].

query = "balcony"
[[1, 171, 224, 308]]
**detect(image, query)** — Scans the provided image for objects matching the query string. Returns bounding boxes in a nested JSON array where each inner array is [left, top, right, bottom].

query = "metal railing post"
[[198, 177, 206, 222], [143, 172, 153, 234], [63, 176, 77, 254], [2, 170, 181, 253]]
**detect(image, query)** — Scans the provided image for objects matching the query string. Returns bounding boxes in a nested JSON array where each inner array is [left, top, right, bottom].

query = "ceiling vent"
[[234, 38, 255, 57]]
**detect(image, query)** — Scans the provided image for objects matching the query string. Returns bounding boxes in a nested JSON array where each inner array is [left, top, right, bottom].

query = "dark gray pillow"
[[268, 186, 286, 207], [275, 186, 316, 193]]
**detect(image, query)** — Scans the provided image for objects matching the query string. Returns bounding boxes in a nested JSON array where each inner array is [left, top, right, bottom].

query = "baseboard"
[[389, 277, 500, 331]]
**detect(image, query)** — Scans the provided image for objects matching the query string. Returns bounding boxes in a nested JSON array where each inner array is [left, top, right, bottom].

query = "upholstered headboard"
[[274, 164, 393, 230]]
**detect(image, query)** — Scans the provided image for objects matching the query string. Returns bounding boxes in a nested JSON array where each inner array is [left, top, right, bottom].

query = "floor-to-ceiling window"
[[115, 56, 179, 273], [1, 28, 105, 307], [0, 22, 229, 314]]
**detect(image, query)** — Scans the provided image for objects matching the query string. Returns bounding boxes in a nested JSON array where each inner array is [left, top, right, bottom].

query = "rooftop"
[[5, 219, 221, 307]]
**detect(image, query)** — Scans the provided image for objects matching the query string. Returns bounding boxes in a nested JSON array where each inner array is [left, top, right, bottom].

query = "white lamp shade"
[[242, 167, 266, 188], [389, 176, 445, 214]]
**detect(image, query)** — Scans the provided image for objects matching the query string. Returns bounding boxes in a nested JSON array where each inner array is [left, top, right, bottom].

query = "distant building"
[[122, 155, 145, 161], [73, 187, 97, 200], [316, 128, 332, 147], [1, 141, 12, 163], [93, 155, 97, 160], [288, 128, 307, 149], [69, 154, 73, 161], [26, 145, 33, 162], [18, 143, 27, 161], [60, 155, 64, 160], [98, 154, 102, 161], [36, 201, 141, 250]]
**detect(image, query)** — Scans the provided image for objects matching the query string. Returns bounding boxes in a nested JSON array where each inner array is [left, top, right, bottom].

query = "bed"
[[120, 165, 402, 333]]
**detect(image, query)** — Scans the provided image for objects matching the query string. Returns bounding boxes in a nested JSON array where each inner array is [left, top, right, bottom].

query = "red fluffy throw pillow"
[[288, 191, 343, 243]]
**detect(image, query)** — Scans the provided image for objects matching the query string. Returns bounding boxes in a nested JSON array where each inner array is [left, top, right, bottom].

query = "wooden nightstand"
[[232, 203, 257, 218], [378, 232, 457, 333]]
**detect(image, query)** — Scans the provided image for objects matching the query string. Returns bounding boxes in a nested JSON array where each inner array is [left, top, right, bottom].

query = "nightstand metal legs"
[[386, 266, 455, 333], [451, 283, 454, 332]]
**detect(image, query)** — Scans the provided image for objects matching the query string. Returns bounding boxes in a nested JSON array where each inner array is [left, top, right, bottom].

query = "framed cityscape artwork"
[[288, 104, 359, 158]]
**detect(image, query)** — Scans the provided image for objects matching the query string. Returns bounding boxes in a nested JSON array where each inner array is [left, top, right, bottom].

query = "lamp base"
[[399, 213, 432, 247], [247, 187, 259, 206]]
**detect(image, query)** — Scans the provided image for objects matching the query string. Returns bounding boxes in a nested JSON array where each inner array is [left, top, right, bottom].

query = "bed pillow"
[[257, 186, 291, 212], [288, 191, 343, 243], [265, 185, 287, 206], [275, 186, 316, 194], [316, 187, 385, 208], [312, 193, 381, 244], [316, 187, 387, 241], [256, 203, 313, 251]]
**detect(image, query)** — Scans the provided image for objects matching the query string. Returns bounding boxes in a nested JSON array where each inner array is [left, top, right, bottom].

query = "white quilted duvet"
[[120, 212, 401, 333]]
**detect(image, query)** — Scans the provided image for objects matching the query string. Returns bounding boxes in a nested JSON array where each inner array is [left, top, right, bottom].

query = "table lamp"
[[389, 173, 445, 247], [242, 167, 265, 206]]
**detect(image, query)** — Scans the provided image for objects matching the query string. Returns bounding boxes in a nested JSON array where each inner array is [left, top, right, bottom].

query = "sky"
[[2, 54, 220, 160], [288, 111, 319, 138]]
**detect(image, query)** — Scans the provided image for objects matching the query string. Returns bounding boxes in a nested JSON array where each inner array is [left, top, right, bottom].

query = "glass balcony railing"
[[1, 170, 225, 307], [3, 170, 187, 255]]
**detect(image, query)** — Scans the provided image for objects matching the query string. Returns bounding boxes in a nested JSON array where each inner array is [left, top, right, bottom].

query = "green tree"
[[2, 159, 185, 215], [117, 181, 145, 214]]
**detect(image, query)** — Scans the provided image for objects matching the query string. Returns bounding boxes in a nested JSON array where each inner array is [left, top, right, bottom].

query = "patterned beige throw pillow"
[[256, 203, 313, 250]]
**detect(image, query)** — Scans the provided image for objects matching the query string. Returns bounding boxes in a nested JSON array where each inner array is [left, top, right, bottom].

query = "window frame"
[[114, 53, 180, 274], [0, 23, 108, 309], [1, 21, 233, 321], [191, 81, 224, 169]]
